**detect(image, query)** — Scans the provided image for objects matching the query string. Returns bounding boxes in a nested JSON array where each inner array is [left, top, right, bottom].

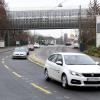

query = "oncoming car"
[[28, 44, 34, 51], [44, 52, 100, 88], [34, 43, 40, 48], [12, 47, 28, 59], [20, 47, 29, 55]]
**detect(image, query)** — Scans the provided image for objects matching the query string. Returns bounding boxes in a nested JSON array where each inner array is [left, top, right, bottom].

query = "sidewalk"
[[0, 47, 15, 53]]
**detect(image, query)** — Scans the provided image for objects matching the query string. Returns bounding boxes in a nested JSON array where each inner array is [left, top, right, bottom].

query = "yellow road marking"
[[28, 57, 44, 67], [31, 83, 51, 94], [4, 65, 9, 69], [12, 72, 22, 78]]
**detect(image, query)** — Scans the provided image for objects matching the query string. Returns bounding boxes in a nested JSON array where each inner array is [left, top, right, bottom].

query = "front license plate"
[[87, 78, 100, 81]]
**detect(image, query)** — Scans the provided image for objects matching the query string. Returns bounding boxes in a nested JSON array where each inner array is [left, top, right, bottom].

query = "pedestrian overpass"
[[6, 8, 92, 30]]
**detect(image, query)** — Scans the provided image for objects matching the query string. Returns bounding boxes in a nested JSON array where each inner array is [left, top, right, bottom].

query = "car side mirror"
[[96, 62, 100, 65], [56, 61, 63, 66]]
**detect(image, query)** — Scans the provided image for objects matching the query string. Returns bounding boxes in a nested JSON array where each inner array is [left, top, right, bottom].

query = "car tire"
[[12, 56, 14, 59], [27, 52, 29, 55], [61, 74, 68, 88], [44, 69, 50, 81]]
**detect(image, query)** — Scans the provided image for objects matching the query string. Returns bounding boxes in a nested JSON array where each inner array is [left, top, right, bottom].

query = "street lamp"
[[58, 3, 63, 7], [34, 29, 35, 43], [78, 5, 85, 51], [57, 3, 63, 44], [78, 5, 82, 43]]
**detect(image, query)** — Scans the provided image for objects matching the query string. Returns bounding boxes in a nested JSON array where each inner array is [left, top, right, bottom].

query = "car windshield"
[[64, 55, 96, 65], [14, 48, 26, 52], [74, 40, 78, 43]]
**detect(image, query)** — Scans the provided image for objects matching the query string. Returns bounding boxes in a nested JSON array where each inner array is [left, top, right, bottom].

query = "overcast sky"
[[30, 29, 78, 38], [5, 0, 90, 9], [5, 0, 99, 38]]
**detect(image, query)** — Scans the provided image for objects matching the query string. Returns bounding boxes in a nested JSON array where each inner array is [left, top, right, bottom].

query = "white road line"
[[4, 65, 9, 69], [12, 72, 22, 78]]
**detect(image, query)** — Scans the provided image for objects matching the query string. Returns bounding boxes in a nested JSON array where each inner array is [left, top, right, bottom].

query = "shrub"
[[84, 46, 100, 57]]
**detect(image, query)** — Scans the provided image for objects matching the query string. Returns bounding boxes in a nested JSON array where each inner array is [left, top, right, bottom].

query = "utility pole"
[[58, 3, 63, 44], [78, 5, 82, 43], [78, 5, 82, 51], [78, 5, 85, 51], [7, 31, 9, 47], [34, 29, 35, 43]]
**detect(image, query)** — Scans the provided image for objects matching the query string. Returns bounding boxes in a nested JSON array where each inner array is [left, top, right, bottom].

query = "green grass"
[[84, 46, 100, 57]]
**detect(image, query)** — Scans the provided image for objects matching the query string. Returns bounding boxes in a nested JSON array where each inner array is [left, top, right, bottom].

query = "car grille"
[[84, 81, 100, 84], [20, 54, 24, 55], [82, 73, 100, 77]]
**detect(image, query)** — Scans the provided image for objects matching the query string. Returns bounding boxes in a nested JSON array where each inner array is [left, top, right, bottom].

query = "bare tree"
[[0, 0, 8, 40], [81, 0, 100, 47]]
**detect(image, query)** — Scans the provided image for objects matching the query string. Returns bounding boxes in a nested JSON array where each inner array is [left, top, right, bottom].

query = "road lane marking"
[[9, 55, 12, 57], [5, 56, 8, 58], [1, 61, 4, 64], [2, 58, 4, 61], [2, 57, 51, 95], [31, 83, 52, 94], [1, 58, 5, 64], [28, 57, 44, 67], [4, 65, 9, 69], [12, 72, 22, 78], [64, 96, 70, 99]]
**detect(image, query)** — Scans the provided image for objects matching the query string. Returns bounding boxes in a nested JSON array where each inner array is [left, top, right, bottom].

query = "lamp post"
[[58, 3, 63, 7], [7, 31, 10, 47], [58, 3, 63, 44], [33, 29, 35, 43], [78, 5, 85, 51], [78, 5, 82, 43]]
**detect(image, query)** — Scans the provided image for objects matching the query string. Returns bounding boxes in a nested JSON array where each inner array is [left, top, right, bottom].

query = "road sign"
[[96, 16, 100, 47], [16, 41, 20, 45]]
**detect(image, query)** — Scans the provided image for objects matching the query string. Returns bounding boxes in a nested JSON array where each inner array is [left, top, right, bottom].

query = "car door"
[[53, 54, 63, 81], [47, 54, 58, 79]]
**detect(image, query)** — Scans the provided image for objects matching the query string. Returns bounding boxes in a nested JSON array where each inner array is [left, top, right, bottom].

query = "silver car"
[[12, 47, 27, 59]]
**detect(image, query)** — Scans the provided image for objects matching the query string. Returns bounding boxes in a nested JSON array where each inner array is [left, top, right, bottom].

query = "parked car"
[[44, 52, 100, 88], [12, 47, 28, 59], [28, 44, 34, 51]]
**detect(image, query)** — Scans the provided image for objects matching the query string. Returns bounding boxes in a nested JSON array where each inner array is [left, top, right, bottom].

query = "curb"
[[28, 53, 45, 68]]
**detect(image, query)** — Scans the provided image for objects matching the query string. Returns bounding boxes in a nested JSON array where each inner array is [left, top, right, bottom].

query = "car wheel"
[[44, 69, 50, 81], [12, 56, 14, 59], [61, 75, 68, 88], [27, 52, 29, 55]]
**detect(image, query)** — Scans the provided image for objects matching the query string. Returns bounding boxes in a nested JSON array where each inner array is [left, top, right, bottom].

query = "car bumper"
[[29, 48, 34, 51], [74, 45, 79, 48], [68, 75, 100, 87], [12, 55, 27, 59]]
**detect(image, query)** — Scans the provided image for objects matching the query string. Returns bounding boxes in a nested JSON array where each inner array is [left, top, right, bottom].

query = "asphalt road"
[[33, 45, 100, 62], [0, 46, 100, 100]]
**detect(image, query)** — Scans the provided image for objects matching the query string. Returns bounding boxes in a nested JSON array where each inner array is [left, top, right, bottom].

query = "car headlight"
[[70, 71, 82, 76]]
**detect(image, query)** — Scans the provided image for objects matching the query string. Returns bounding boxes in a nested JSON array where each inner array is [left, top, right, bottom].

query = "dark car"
[[65, 42, 72, 46], [28, 44, 34, 51]]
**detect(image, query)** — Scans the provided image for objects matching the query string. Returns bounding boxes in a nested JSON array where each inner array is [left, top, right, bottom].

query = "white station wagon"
[[44, 52, 100, 88]]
